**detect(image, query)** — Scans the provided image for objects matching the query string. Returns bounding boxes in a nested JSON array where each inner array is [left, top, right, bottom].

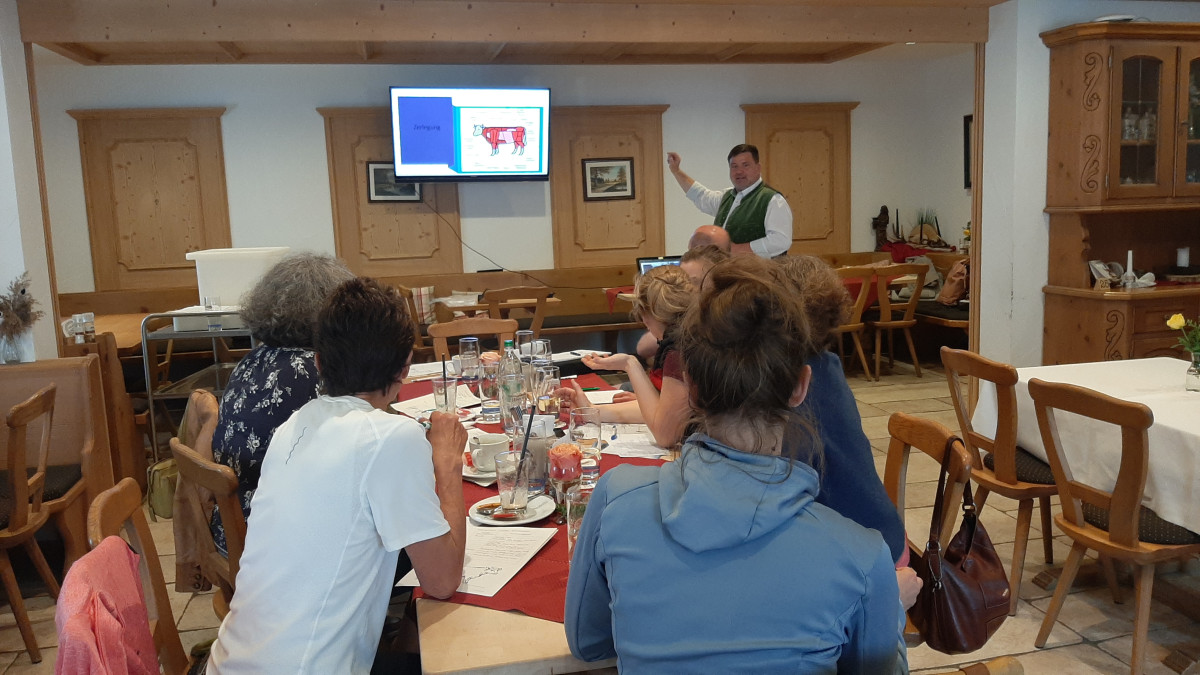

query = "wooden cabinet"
[[1044, 23, 1200, 208], [1042, 23, 1200, 365]]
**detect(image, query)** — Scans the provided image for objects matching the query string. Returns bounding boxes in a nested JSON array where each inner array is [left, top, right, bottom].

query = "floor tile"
[[1030, 587, 1194, 642], [180, 627, 219, 657], [872, 399, 955, 415], [856, 401, 889, 419], [1097, 623, 1200, 674], [147, 511, 176, 557], [852, 382, 951, 404], [906, 599, 1082, 671], [179, 592, 222, 631], [3, 648, 56, 674], [0, 596, 57, 654]]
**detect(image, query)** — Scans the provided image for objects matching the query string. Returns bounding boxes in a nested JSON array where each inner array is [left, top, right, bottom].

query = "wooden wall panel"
[[69, 108, 231, 291], [551, 105, 668, 268], [319, 107, 462, 276], [743, 102, 857, 255]]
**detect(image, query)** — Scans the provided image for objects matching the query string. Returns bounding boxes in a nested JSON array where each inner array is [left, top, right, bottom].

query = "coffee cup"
[[469, 433, 510, 473]]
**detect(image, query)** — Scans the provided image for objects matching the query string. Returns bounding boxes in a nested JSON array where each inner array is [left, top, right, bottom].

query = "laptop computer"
[[636, 255, 682, 275]]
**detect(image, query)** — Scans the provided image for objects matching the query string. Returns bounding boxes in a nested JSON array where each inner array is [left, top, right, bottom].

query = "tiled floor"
[[3, 361, 1197, 673]]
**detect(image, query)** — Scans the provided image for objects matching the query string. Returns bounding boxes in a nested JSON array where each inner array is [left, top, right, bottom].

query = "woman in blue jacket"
[[565, 256, 901, 673]]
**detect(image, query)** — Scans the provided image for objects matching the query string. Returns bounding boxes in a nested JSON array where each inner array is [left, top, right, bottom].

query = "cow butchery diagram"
[[391, 89, 546, 178]]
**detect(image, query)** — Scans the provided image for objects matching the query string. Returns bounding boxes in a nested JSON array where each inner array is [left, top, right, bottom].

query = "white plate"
[[468, 494, 555, 527], [421, 408, 477, 422], [462, 464, 497, 484]]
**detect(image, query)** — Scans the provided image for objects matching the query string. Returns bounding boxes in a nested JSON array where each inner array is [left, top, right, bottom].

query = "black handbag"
[[908, 436, 1011, 654]]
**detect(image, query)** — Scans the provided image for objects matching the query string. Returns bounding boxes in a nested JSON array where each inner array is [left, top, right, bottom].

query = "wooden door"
[[743, 103, 857, 255], [319, 108, 462, 277], [70, 108, 232, 291], [1106, 42, 1177, 200], [551, 105, 669, 268]]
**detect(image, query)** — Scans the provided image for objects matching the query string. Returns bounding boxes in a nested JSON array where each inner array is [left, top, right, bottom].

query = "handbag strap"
[[924, 436, 976, 586]]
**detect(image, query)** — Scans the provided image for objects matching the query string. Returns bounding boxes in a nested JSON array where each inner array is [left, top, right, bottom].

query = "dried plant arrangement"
[[0, 272, 45, 342]]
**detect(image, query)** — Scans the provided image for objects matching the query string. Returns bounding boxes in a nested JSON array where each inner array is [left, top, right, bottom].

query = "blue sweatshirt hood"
[[658, 434, 820, 553]]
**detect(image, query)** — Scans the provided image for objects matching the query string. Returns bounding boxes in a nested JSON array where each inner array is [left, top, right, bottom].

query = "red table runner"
[[403, 371, 664, 623]]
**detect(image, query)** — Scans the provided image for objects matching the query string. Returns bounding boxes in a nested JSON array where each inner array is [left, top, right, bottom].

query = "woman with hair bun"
[[565, 256, 901, 673]]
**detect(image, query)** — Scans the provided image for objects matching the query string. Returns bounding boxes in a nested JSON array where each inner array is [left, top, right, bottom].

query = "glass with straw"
[[458, 337, 481, 399]]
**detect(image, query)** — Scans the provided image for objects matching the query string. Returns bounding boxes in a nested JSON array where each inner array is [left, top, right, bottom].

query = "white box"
[[185, 247, 290, 307], [171, 305, 247, 332]]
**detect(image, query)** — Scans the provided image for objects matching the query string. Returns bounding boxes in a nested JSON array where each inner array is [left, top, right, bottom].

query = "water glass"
[[512, 424, 551, 495], [203, 295, 222, 331], [566, 486, 593, 564], [458, 338, 482, 396], [535, 365, 561, 418], [570, 407, 603, 488], [494, 451, 530, 513], [499, 373, 526, 436], [478, 362, 502, 423], [515, 329, 535, 361], [431, 376, 458, 414], [530, 338, 552, 361]]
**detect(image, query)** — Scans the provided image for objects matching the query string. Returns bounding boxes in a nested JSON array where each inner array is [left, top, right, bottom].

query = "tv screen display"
[[389, 86, 550, 182]]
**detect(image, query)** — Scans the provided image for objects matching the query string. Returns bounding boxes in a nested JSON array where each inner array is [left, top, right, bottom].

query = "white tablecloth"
[[972, 357, 1200, 534]]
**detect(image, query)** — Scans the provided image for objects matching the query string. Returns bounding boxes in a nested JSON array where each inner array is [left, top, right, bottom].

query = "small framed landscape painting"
[[582, 158, 635, 201], [367, 162, 421, 202]]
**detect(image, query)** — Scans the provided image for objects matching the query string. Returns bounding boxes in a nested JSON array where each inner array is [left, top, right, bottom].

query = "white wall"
[[32, 46, 976, 292], [0, 0, 55, 359], [980, 0, 1200, 367]]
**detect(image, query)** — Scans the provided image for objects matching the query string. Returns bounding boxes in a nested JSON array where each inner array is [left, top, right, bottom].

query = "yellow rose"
[[1167, 313, 1187, 330]]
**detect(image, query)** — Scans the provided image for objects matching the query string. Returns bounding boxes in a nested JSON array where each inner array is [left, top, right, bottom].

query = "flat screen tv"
[[389, 86, 550, 182]]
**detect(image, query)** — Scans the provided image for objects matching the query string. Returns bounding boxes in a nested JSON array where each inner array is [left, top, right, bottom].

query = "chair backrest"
[[483, 286, 553, 338], [834, 266, 875, 329], [0, 356, 112, 505], [873, 263, 928, 323], [427, 317, 519, 362], [64, 333, 146, 489], [171, 436, 246, 584], [1028, 378, 1153, 548], [940, 346, 1021, 483], [178, 389, 218, 457], [396, 285, 429, 350], [87, 477, 189, 674], [5, 384, 56, 530], [883, 411, 973, 551]]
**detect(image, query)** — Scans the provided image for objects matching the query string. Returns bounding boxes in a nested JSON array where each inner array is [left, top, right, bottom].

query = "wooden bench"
[[915, 252, 969, 333]]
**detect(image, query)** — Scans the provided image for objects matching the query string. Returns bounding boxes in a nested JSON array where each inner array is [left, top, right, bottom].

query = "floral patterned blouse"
[[210, 345, 321, 554]]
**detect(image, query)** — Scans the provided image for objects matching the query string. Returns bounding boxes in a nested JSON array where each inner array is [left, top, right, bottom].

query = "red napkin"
[[605, 286, 635, 313]]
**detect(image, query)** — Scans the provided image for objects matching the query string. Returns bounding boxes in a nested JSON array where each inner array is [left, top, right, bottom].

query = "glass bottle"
[[1123, 107, 1139, 140], [1187, 352, 1200, 392]]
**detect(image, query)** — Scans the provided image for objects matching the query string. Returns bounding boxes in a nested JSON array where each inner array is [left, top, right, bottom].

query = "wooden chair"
[[171, 434, 245, 619], [832, 266, 875, 380], [483, 286, 554, 339], [1, 385, 63, 664], [397, 284, 436, 363], [934, 657, 1024, 675], [941, 347, 1057, 616], [427, 317, 519, 362], [64, 332, 148, 491], [865, 263, 928, 380], [1030, 379, 1200, 675], [87, 477, 190, 674], [882, 411, 974, 648], [0, 356, 113, 573]]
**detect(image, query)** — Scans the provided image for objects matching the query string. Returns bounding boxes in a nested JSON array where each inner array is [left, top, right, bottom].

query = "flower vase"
[[1188, 353, 1200, 392], [0, 333, 22, 364]]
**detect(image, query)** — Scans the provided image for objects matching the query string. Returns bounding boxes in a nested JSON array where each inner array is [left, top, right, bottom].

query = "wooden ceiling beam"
[[484, 42, 508, 62], [40, 42, 101, 65], [18, 0, 990, 45], [715, 44, 751, 61], [218, 41, 244, 61]]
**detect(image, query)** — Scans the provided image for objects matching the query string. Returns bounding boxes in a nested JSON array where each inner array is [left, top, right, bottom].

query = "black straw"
[[442, 357, 447, 380], [517, 401, 536, 466]]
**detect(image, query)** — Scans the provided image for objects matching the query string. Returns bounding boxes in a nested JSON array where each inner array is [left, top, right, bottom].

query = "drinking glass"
[[570, 407, 603, 488], [512, 423, 550, 495], [566, 486, 592, 564], [458, 337, 482, 398], [203, 295, 222, 331], [548, 443, 582, 524], [494, 451, 529, 513], [499, 373, 527, 436], [535, 365, 561, 418], [431, 376, 458, 415], [515, 329, 535, 361], [531, 338, 552, 361], [478, 362, 502, 423]]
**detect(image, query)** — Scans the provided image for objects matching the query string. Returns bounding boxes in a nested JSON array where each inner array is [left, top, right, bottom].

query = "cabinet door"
[[1175, 45, 1200, 197], [1107, 43, 1177, 200]]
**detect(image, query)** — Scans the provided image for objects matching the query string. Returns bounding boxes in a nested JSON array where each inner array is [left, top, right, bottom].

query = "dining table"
[[398, 372, 663, 675], [970, 357, 1200, 535]]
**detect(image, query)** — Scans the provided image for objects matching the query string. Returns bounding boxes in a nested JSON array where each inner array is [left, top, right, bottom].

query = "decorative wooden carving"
[[550, 106, 668, 269], [1079, 135, 1102, 194], [1105, 310, 1126, 360], [69, 108, 232, 291], [1081, 51, 1103, 112], [319, 108, 462, 277]]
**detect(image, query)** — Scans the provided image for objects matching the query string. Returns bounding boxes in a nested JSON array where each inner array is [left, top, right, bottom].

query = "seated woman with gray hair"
[[209, 252, 354, 554]]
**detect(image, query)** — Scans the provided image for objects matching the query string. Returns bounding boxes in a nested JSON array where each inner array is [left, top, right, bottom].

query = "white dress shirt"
[[685, 178, 794, 257]]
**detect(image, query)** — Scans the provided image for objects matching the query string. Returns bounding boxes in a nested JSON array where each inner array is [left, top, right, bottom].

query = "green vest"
[[714, 182, 780, 244]]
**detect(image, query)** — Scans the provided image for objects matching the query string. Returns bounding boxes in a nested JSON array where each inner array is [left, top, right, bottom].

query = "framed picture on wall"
[[367, 162, 421, 202], [582, 158, 635, 201]]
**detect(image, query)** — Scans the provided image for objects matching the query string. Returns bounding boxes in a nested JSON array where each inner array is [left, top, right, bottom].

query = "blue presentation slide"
[[396, 97, 454, 165]]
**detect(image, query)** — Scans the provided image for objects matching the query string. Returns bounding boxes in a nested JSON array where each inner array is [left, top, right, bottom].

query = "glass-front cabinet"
[[1176, 46, 1200, 197], [1108, 43, 1176, 199]]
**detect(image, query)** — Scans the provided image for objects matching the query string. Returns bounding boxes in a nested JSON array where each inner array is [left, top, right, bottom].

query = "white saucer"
[[468, 494, 555, 527], [421, 408, 477, 422], [462, 464, 497, 486]]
